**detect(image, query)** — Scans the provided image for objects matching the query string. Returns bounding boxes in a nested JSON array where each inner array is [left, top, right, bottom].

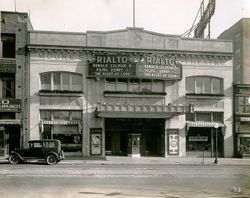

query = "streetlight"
[[214, 123, 219, 164]]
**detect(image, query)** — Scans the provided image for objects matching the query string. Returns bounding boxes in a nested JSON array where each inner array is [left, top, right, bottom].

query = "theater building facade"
[[28, 27, 233, 157]]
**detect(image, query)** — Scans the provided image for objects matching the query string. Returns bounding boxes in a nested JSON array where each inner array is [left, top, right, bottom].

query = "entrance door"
[[127, 134, 141, 157]]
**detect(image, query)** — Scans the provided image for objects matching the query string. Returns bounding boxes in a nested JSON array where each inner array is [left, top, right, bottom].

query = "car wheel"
[[46, 154, 58, 165], [9, 154, 19, 164]]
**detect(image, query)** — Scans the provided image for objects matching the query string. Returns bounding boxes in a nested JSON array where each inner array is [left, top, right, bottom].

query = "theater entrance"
[[105, 118, 165, 156]]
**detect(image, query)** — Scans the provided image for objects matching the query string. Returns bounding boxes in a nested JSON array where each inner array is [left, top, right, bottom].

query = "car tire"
[[46, 154, 58, 165], [9, 154, 20, 164]]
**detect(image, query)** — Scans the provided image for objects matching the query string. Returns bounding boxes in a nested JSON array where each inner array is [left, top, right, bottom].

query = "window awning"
[[186, 121, 225, 128], [0, 119, 22, 125]]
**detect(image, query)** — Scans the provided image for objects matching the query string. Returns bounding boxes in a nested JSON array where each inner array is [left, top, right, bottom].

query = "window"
[[40, 72, 82, 92], [185, 76, 223, 95], [40, 110, 82, 152], [105, 78, 116, 91], [196, 113, 211, 122], [117, 78, 128, 91], [129, 79, 140, 92], [186, 112, 223, 122], [0, 74, 15, 98], [141, 79, 151, 92], [41, 73, 51, 90], [40, 110, 51, 120], [236, 96, 250, 114], [71, 111, 82, 120], [40, 110, 82, 121], [1, 34, 15, 58], [30, 142, 42, 148], [104, 78, 165, 93], [53, 111, 70, 120]]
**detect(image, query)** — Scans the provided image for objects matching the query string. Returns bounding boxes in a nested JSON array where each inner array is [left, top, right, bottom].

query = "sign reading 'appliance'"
[[88, 54, 182, 80], [0, 99, 21, 112]]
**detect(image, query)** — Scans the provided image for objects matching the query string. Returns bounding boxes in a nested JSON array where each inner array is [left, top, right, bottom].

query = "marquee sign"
[[88, 54, 182, 80]]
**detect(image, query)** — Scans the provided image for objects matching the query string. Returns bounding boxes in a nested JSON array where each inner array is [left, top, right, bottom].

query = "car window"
[[32, 142, 42, 148], [43, 141, 56, 148]]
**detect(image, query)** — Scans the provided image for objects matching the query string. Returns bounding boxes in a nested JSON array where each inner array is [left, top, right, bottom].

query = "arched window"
[[40, 72, 82, 92], [185, 76, 223, 95]]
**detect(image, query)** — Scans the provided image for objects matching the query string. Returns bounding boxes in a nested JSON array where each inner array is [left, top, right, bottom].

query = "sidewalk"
[[1, 156, 250, 166], [61, 156, 250, 166]]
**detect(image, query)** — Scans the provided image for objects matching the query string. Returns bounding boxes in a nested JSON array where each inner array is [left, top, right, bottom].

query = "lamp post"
[[214, 123, 219, 164]]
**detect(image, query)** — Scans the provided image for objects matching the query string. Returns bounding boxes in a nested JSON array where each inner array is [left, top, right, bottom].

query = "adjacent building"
[[0, 11, 32, 157], [219, 18, 250, 157], [28, 27, 233, 158]]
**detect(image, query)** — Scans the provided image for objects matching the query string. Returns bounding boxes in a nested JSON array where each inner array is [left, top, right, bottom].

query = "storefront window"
[[40, 110, 82, 152], [240, 137, 250, 154], [186, 129, 211, 151], [53, 125, 81, 152]]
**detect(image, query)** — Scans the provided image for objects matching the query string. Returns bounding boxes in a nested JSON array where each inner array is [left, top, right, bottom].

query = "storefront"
[[0, 98, 22, 156], [234, 84, 250, 158], [40, 113, 83, 155], [186, 121, 225, 157], [236, 117, 250, 158]]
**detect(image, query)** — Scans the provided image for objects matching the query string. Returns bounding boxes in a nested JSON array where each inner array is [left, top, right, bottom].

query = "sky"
[[1, 0, 250, 38]]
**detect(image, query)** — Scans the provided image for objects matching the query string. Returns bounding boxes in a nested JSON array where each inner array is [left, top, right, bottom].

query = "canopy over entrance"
[[96, 102, 193, 119]]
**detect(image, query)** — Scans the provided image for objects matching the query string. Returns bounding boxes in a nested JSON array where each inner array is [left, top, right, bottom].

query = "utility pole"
[[133, 0, 135, 27]]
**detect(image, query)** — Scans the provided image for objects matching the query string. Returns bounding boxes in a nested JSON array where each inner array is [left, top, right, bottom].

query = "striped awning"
[[0, 119, 22, 125], [186, 121, 225, 128]]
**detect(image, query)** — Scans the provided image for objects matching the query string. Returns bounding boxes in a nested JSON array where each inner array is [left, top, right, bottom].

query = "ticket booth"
[[127, 134, 141, 157]]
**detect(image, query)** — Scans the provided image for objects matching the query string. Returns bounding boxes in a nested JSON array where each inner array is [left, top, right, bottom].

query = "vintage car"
[[8, 139, 65, 165]]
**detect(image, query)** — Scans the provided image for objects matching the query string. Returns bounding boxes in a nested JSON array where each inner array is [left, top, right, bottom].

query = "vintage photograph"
[[0, 0, 250, 197]]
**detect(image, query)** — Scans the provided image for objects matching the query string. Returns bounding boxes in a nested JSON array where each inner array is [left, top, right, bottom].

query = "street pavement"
[[1, 156, 250, 198]]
